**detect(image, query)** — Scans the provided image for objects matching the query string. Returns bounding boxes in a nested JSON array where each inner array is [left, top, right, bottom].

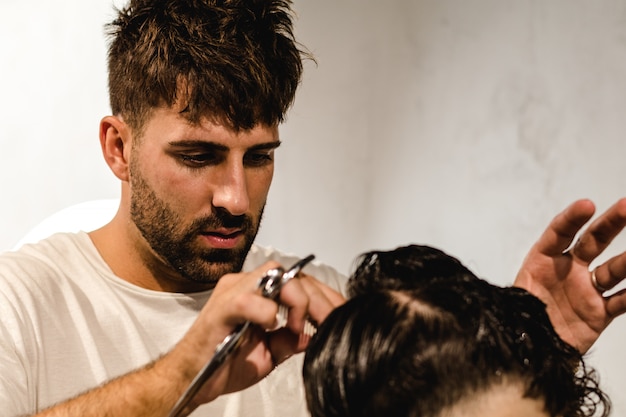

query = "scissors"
[[168, 254, 316, 417]]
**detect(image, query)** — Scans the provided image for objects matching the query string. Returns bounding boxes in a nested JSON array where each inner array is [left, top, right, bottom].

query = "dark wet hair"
[[303, 244, 610, 417], [105, 0, 308, 132]]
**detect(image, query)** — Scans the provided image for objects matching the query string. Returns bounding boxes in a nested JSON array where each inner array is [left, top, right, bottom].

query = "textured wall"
[[1, 0, 626, 413]]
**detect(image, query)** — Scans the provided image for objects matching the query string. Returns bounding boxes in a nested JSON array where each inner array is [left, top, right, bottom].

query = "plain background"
[[1, 1, 626, 414]]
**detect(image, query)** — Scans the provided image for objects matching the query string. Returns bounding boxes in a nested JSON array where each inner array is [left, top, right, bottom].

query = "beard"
[[129, 162, 263, 287]]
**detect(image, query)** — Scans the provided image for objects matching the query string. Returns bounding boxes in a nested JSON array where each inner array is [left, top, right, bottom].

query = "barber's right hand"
[[167, 261, 345, 413]]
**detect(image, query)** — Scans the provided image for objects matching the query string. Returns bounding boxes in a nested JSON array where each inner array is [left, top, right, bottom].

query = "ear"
[[99, 115, 131, 182]]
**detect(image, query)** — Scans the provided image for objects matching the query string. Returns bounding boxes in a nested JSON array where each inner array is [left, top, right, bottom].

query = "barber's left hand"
[[514, 198, 626, 353]]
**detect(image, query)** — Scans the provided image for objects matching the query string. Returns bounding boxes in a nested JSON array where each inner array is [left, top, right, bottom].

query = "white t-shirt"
[[0, 232, 347, 416]]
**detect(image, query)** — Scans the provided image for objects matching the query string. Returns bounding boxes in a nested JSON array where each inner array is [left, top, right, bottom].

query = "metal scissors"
[[168, 254, 316, 417]]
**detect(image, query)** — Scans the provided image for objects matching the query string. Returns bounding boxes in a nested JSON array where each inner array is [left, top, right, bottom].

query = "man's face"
[[128, 106, 279, 288]]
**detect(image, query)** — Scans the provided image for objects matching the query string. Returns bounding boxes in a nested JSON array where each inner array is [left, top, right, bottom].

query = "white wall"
[[0, 1, 120, 247], [1, 0, 626, 413]]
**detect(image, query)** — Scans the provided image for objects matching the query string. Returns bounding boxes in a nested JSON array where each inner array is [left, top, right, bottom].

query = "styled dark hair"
[[105, 0, 308, 132], [303, 245, 610, 417]]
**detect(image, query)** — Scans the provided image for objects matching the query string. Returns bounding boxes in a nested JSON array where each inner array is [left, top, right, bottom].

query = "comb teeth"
[[276, 304, 317, 336], [275, 304, 289, 329], [303, 319, 317, 337]]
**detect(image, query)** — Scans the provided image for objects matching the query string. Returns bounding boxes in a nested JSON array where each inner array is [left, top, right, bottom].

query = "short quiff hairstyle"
[[105, 0, 308, 132]]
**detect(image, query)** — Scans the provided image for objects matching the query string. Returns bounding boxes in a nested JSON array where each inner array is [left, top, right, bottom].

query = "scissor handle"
[[281, 254, 315, 285], [258, 267, 285, 299], [257, 254, 315, 300]]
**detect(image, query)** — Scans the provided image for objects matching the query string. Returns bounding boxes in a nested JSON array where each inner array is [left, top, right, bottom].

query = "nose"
[[211, 159, 250, 216]]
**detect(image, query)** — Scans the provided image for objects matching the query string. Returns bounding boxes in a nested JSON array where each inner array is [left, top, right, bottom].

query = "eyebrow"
[[168, 140, 282, 152]]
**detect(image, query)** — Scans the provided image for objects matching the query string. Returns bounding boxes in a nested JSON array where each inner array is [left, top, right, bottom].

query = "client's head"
[[303, 244, 609, 417]]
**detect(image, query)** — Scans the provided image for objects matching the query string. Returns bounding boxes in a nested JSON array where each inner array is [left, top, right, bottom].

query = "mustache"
[[189, 209, 252, 231]]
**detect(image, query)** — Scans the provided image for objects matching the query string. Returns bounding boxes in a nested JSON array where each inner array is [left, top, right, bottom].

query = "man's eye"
[[245, 152, 274, 167], [179, 153, 218, 166]]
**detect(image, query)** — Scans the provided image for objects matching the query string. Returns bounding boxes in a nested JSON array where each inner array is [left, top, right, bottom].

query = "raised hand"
[[514, 198, 626, 353]]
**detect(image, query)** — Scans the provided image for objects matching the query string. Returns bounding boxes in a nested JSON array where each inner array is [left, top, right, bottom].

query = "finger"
[[267, 276, 346, 362], [216, 260, 282, 298], [265, 327, 307, 364], [263, 279, 313, 362], [297, 274, 345, 323], [212, 262, 283, 328], [276, 277, 309, 333], [275, 274, 345, 333], [605, 288, 626, 318], [231, 292, 280, 329], [572, 198, 626, 263], [593, 253, 626, 293], [264, 274, 343, 354], [534, 199, 596, 257], [300, 274, 346, 307]]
